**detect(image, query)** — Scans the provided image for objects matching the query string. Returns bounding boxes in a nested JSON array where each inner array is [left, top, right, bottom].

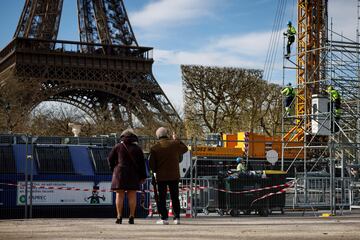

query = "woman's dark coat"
[[108, 134, 147, 190]]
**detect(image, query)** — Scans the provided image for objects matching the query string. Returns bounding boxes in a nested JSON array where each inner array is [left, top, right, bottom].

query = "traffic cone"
[[168, 200, 174, 217], [185, 196, 192, 218], [147, 199, 153, 218]]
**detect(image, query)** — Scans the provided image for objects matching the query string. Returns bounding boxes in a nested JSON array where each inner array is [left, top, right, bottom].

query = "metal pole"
[[29, 138, 35, 218], [281, 34, 286, 171], [330, 141, 335, 214], [341, 148, 345, 210], [357, 0, 360, 164], [24, 135, 28, 219], [304, 28, 308, 204], [190, 138, 194, 218], [194, 139, 198, 218], [329, 19, 335, 215]]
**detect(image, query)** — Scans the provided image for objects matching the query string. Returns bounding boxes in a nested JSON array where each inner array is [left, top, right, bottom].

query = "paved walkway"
[[1, 213, 360, 239]]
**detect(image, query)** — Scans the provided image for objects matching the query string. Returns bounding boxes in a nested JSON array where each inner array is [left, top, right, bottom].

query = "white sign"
[[179, 191, 189, 209], [17, 181, 112, 206], [266, 150, 278, 165]]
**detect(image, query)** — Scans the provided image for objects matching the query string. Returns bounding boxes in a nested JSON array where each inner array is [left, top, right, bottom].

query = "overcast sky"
[[0, 0, 357, 111]]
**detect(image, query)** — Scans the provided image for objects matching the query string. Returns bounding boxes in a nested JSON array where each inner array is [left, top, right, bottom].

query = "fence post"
[[190, 137, 197, 218], [24, 135, 28, 219]]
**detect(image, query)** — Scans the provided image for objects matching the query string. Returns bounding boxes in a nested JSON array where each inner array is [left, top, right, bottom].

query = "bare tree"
[[0, 73, 34, 133], [182, 65, 282, 138]]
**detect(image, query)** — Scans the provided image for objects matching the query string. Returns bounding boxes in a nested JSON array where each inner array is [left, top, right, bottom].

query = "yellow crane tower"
[[284, 0, 327, 143]]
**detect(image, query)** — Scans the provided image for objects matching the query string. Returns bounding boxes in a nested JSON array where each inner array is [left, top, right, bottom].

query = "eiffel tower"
[[0, 0, 182, 131]]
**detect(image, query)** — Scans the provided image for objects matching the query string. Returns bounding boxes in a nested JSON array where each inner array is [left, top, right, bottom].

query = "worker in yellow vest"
[[236, 157, 246, 173], [326, 86, 341, 132], [284, 21, 296, 59], [281, 83, 295, 116]]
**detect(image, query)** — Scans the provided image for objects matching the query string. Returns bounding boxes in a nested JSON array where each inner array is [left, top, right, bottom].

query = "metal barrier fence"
[[350, 181, 360, 210], [189, 153, 358, 215], [1, 173, 359, 218], [143, 178, 210, 218], [288, 177, 351, 210], [1, 133, 360, 219]]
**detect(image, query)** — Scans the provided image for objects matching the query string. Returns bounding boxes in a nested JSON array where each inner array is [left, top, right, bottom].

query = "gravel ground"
[[1, 212, 360, 240]]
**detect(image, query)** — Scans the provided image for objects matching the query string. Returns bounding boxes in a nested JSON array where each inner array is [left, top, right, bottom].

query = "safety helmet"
[[288, 21, 292, 26], [287, 83, 292, 86], [327, 86, 333, 92], [236, 157, 243, 163]]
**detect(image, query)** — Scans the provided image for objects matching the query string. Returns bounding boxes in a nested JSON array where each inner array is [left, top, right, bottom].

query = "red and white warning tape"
[[211, 181, 294, 194], [198, 164, 237, 167], [244, 132, 249, 156], [0, 180, 295, 195], [0, 182, 108, 192], [250, 180, 296, 206]]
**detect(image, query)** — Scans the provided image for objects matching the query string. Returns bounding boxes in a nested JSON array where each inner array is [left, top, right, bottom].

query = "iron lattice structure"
[[0, 0, 182, 130]]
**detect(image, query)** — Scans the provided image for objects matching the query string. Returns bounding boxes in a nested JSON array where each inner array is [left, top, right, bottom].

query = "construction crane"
[[284, 0, 328, 143]]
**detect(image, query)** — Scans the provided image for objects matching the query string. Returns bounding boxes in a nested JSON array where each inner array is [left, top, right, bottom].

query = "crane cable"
[[263, 0, 287, 82]]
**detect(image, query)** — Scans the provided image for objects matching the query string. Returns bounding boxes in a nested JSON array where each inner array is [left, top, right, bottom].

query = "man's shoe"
[[156, 219, 169, 225], [173, 219, 180, 225], [115, 217, 122, 224], [128, 216, 134, 224]]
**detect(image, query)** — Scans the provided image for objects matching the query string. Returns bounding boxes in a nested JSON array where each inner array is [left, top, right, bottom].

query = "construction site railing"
[[289, 177, 351, 209], [143, 177, 210, 218]]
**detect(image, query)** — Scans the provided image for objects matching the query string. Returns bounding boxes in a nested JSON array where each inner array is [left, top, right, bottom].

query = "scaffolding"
[[281, 0, 360, 214]]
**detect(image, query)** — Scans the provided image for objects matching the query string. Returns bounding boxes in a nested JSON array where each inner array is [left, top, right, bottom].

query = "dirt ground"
[[1, 212, 360, 240]]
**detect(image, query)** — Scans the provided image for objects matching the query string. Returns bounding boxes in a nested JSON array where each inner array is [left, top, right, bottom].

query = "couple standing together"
[[108, 127, 188, 225]]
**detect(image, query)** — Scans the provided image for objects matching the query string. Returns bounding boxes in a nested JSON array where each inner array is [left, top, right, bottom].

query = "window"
[[35, 146, 74, 174], [0, 145, 16, 173], [89, 147, 112, 174]]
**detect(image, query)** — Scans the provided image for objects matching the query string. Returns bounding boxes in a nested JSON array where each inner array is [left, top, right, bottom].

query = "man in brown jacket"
[[149, 127, 188, 225]]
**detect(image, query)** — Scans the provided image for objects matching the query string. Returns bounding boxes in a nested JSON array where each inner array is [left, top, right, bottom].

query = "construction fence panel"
[[144, 178, 210, 218], [290, 177, 351, 209], [350, 181, 360, 210]]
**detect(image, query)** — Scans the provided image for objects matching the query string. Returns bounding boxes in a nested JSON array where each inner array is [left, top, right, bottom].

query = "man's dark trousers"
[[157, 180, 180, 220]]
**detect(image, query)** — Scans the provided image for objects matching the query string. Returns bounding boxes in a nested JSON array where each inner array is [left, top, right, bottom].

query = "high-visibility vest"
[[287, 26, 296, 36], [237, 163, 246, 172], [330, 89, 341, 101], [281, 87, 295, 97]]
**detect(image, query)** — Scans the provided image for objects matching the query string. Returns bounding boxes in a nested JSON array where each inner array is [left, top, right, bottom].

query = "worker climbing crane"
[[284, 21, 297, 59], [283, 0, 327, 144], [281, 83, 295, 116]]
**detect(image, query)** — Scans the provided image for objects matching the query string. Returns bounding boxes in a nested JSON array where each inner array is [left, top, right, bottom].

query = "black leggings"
[[285, 95, 294, 107], [287, 35, 295, 54], [157, 180, 180, 220]]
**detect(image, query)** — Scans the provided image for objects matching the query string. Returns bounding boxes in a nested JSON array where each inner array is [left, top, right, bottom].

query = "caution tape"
[[250, 180, 296, 206], [0, 180, 295, 195], [0, 182, 108, 192], [198, 164, 237, 167], [184, 180, 294, 194], [212, 181, 293, 194]]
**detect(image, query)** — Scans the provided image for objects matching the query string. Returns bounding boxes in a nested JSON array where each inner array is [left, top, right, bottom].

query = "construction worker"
[[236, 157, 246, 173], [326, 86, 341, 132], [284, 21, 296, 59], [281, 83, 295, 116]]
